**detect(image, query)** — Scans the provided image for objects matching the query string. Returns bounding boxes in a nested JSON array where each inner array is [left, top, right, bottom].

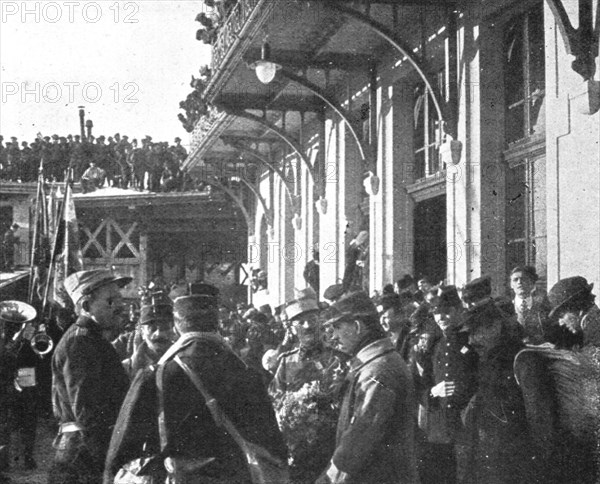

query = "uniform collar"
[[350, 338, 394, 372], [75, 315, 102, 333]]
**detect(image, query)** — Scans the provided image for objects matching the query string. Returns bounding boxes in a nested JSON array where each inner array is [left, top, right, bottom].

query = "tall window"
[[504, 3, 546, 280], [413, 72, 444, 179], [504, 5, 545, 145]]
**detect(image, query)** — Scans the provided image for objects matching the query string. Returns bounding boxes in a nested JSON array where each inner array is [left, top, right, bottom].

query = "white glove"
[[431, 380, 456, 398]]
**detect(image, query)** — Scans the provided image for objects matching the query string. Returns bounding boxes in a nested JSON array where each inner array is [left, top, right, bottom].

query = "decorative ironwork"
[[211, 0, 262, 71]]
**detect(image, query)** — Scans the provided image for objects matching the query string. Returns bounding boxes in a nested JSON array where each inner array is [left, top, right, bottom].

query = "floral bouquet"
[[272, 380, 340, 483]]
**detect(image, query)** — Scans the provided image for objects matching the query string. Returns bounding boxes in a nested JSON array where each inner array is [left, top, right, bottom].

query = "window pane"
[[505, 17, 525, 142], [506, 240, 527, 276], [506, 103, 525, 144], [528, 6, 545, 136], [414, 149, 426, 180], [506, 164, 526, 239]]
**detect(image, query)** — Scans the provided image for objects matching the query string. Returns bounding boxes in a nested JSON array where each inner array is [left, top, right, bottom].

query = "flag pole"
[[27, 161, 45, 304], [41, 168, 72, 318]]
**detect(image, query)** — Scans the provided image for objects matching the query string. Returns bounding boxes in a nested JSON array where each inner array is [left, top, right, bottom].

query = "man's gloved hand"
[[431, 380, 456, 398]]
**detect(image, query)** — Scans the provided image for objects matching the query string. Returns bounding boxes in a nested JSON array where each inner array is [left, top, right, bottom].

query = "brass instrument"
[[0, 300, 53, 357]]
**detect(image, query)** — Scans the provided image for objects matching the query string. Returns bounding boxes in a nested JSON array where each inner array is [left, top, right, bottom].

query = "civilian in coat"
[[104, 284, 287, 484], [547, 276, 600, 349], [49, 270, 132, 484], [460, 276, 533, 484], [509, 266, 550, 344], [317, 291, 419, 484], [514, 276, 600, 484]]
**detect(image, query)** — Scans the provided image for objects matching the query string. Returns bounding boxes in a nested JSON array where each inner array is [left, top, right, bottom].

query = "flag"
[[28, 164, 51, 304], [45, 170, 83, 310]]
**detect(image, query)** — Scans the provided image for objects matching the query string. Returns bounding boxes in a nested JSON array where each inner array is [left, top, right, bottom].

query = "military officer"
[[318, 291, 419, 484], [104, 283, 287, 484], [270, 288, 343, 394], [49, 270, 131, 484], [418, 286, 478, 484], [121, 295, 176, 379]]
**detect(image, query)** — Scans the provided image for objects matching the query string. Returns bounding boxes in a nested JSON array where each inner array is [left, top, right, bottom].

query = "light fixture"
[[315, 197, 328, 215], [292, 213, 302, 231], [439, 136, 463, 166], [363, 171, 380, 196], [251, 41, 281, 85]]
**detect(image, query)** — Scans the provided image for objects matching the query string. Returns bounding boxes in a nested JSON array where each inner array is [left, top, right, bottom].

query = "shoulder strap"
[[155, 362, 169, 453], [173, 354, 285, 470], [173, 355, 240, 444]]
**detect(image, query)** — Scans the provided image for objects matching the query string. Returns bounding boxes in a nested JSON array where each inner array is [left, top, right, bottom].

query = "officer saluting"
[[49, 270, 131, 484]]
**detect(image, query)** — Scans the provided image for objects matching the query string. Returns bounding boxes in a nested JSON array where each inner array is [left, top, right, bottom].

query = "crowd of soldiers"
[[0, 263, 599, 484], [0, 134, 189, 193]]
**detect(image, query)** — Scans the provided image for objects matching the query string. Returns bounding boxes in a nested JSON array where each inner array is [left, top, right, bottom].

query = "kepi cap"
[[285, 287, 319, 321], [429, 285, 462, 312]]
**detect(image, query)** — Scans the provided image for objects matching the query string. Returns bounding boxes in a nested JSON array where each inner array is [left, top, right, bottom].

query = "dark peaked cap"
[[324, 291, 378, 326]]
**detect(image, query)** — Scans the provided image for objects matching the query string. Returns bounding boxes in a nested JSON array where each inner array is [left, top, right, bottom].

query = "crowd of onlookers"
[[0, 133, 192, 193], [1, 263, 598, 483], [100, 266, 599, 484]]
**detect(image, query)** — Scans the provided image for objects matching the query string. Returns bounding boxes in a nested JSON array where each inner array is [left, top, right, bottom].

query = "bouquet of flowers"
[[272, 380, 340, 483]]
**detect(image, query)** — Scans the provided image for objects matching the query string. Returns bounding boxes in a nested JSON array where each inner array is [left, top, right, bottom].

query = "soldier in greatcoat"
[[104, 283, 287, 484], [318, 291, 419, 484]]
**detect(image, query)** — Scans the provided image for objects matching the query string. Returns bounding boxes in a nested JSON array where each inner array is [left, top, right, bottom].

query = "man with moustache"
[[49, 270, 131, 484], [270, 288, 341, 394], [104, 283, 287, 484], [318, 291, 418, 484], [121, 295, 176, 379]]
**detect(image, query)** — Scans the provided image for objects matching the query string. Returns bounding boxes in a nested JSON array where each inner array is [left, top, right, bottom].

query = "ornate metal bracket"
[[546, 0, 599, 81], [279, 69, 376, 172], [227, 109, 320, 198], [197, 178, 254, 233], [221, 137, 300, 212]]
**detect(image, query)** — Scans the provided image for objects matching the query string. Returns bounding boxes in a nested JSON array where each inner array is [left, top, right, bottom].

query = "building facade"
[[184, 0, 599, 307]]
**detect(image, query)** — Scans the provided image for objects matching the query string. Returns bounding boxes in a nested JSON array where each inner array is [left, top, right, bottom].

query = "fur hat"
[[461, 276, 492, 304]]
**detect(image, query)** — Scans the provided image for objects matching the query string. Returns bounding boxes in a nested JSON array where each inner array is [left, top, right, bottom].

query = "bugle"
[[0, 300, 53, 357]]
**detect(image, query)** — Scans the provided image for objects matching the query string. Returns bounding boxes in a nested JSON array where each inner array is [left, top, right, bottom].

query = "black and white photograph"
[[1, 1, 599, 483]]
